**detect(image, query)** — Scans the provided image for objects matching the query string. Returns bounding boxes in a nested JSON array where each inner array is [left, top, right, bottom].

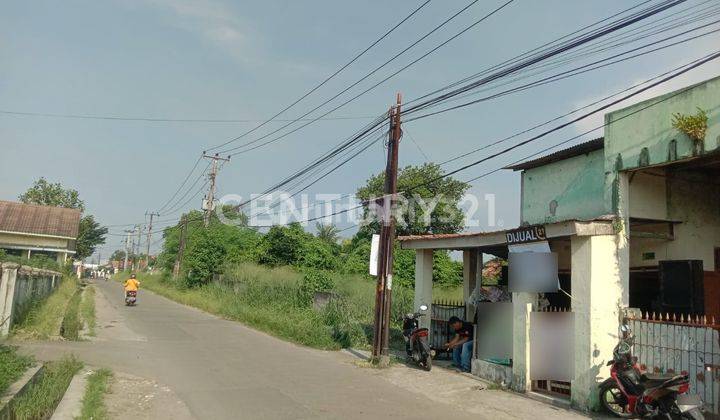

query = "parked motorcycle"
[[600, 324, 704, 419], [402, 304, 434, 371], [125, 290, 137, 306]]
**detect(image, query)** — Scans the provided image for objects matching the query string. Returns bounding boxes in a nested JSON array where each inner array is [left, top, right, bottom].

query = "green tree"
[[315, 222, 340, 244], [19, 178, 85, 211], [356, 163, 469, 238], [19, 178, 106, 260], [75, 215, 108, 259], [109, 250, 126, 262]]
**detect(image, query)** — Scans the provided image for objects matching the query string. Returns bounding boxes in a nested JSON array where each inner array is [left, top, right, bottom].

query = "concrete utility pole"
[[123, 229, 133, 271], [173, 216, 188, 278], [371, 93, 402, 366], [202, 152, 231, 227], [145, 211, 160, 270]]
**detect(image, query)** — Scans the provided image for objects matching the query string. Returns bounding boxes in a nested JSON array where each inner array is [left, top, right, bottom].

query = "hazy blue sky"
[[1, 0, 719, 258]]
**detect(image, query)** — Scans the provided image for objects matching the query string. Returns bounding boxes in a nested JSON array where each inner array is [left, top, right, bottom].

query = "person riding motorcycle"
[[124, 274, 140, 292]]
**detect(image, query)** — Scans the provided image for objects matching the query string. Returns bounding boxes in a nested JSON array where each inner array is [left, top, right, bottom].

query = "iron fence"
[[431, 299, 465, 359], [628, 312, 720, 416]]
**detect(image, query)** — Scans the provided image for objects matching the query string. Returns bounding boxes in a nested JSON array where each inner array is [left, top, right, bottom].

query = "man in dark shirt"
[[444, 316, 474, 372]]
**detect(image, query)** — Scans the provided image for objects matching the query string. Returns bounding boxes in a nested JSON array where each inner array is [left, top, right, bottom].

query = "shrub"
[[299, 269, 335, 305], [183, 229, 227, 287]]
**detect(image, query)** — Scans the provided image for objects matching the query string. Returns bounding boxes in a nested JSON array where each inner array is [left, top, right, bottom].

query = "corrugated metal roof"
[[0, 201, 81, 238], [505, 137, 604, 171]]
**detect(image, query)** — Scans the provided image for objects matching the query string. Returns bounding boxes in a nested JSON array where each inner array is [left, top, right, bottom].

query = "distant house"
[[0, 200, 81, 263]]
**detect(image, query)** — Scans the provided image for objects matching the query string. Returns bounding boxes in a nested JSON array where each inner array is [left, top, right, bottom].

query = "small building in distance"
[[0, 200, 81, 263]]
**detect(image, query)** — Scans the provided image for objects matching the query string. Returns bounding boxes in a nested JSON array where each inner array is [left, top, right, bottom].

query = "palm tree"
[[315, 222, 340, 244]]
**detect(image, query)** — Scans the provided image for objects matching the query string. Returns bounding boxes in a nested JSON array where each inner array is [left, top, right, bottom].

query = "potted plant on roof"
[[671, 107, 708, 156]]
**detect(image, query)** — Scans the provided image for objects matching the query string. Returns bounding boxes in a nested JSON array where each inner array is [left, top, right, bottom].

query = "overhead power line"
[[203, 0, 432, 152]]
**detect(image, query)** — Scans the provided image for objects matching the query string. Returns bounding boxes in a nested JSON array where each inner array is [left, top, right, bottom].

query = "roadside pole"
[[145, 211, 159, 270], [123, 229, 133, 271], [202, 153, 231, 227], [134, 224, 142, 271], [173, 216, 188, 278], [371, 93, 402, 366]]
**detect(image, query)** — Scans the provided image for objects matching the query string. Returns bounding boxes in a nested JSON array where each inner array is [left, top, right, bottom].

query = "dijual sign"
[[505, 225, 547, 245]]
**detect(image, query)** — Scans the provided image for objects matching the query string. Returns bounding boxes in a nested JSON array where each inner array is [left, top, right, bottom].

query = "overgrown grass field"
[[117, 264, 427, 350]]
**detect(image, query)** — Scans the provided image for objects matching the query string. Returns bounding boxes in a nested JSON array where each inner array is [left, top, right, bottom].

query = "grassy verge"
[[78, 368, 112, 420], [0, 345, 34, 395], [79, 286, 96, 337], [60, 289, 82, 340], [115, 264, 414, 350], [11, 355, 82, 420], [12, 277, 79, 340]]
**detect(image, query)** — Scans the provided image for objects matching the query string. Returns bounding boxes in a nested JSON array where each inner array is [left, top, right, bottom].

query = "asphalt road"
[[19, 279, 592, 419]]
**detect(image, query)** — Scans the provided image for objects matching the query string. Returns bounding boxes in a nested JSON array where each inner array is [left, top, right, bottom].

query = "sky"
[[1, 0, 719, 260]]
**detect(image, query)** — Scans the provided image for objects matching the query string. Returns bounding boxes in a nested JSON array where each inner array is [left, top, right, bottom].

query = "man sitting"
[[444, 316, 474, 372]]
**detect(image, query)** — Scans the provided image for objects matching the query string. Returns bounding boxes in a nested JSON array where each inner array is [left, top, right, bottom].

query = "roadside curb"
[[0, 365, 45, 419], [50, 368, 90, 420]]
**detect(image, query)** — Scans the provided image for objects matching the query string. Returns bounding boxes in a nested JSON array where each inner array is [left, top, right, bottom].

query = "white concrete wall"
[[511, 294, 534, 393], [0, 264, 61, 336]]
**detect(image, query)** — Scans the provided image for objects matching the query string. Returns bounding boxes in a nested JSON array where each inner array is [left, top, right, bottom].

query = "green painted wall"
[[603, 75, 720, 212], [521, 149, 606, 225]]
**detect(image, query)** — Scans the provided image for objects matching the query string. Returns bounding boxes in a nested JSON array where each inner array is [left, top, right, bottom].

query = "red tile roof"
[[0, 201, 81, 238]]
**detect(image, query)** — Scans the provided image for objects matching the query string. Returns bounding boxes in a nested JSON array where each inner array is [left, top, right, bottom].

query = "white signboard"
[[369, 234, 380, 276]]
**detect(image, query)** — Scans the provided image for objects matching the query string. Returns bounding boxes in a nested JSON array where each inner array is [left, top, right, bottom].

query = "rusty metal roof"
[[0, 201, 81, 238], [505, 137, 604, 171]]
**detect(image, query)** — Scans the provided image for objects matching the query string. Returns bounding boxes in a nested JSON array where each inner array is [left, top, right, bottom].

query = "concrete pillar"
[[414, 249, 433, 330], [0, 265, 19, 336], [463, 250, 478, 320], [616, 172, 631, 307], [511, 293, 534, 392], [570, 234, 624, 410]]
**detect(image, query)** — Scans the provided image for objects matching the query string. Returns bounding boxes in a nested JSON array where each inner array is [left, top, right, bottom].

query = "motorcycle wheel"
[[422, 355, 432, 372], [599, 382, 635, 418]]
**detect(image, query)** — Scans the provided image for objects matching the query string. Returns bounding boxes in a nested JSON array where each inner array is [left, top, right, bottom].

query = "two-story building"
[[399, 74, 720, 410]]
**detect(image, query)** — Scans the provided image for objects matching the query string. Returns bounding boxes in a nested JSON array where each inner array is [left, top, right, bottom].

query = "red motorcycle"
[[599, 324, 704, 419], [402, 304, 434, 371]]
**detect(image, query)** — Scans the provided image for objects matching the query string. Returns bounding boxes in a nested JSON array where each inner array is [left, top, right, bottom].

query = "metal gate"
[[628, 313, 720, 416], [430, 299, 465, 359]]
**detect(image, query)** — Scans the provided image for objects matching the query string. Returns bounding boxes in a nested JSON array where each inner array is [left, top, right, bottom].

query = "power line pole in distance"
[[371, 93, 402, 367], [173, 216, 188, 278], [202, 152, 231, 227], [123, 229, 133, 271], [145, 211, 160, 270]]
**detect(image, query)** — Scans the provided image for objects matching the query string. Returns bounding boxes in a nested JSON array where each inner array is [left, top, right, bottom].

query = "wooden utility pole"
[[145, 211, 160, 270], [371, 93, 402, 366], [173, 216, 188, 278], [202, 152, 231, 227]]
